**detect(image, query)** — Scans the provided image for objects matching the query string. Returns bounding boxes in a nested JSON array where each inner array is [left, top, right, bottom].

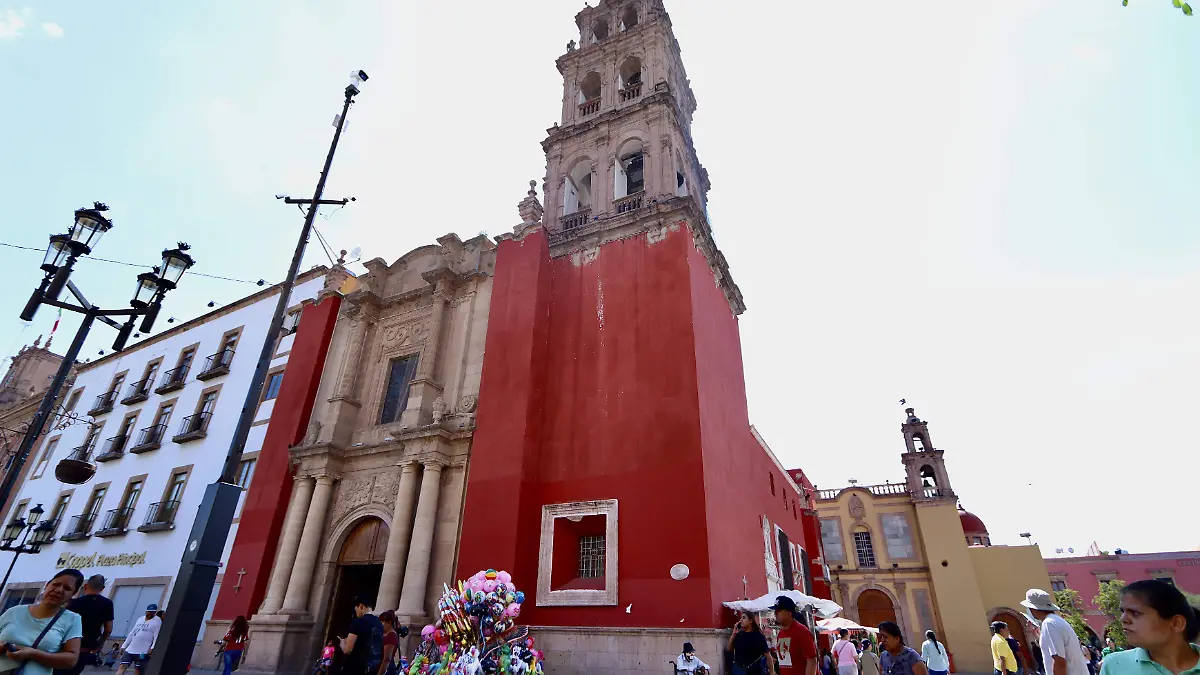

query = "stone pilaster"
[[280, 475, 336, 614], [406, 277, 452, 426], [397, 460, 445, 620], [375, 461, 421, 611], [257, 476, 315, 615]]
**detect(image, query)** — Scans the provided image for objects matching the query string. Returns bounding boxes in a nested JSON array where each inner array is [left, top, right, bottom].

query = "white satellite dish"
[[670, 564, 690, 581], [349, 246, 362, 262]]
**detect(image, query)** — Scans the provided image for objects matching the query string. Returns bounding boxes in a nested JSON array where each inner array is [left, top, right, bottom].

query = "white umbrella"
[[818, 617, 879, 634], [723, 590, 843, 619]]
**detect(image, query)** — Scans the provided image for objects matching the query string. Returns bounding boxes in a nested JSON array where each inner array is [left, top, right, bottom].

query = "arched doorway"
[[995, 611, 1033, 668], [325, 517, 389, 643], [858, 589, 898, 630]]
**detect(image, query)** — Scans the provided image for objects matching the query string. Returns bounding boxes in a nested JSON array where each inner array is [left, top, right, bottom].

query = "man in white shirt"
[[675, 642, 711, 674], [116, 603, 162, 675], [1021, 589, 1089, 675]]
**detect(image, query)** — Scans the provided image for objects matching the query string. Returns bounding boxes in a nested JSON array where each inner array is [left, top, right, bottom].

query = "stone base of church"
[[240, 614, 319, 675], [531, 626, 729, 675], [193, 619, 234, 668]]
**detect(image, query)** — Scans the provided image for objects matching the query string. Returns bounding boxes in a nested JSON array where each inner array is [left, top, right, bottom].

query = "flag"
[[49, 308, 62, 341]]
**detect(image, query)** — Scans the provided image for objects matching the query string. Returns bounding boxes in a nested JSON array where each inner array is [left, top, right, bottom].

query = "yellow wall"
[[911, 502, 994, 674], [969, 544, 1053, 616]]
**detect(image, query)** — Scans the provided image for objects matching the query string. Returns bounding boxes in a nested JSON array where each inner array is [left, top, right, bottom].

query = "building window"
[[263, 372, 284, 401], [83, 486, 107, 522], [31, 438, 58, 479], [537, 500, 619, 607], [64, 390, 82, 413], [881, 513, 916, 559], [1051, 579, 1068, 592], [48, 494, 70, 532], [235, 459, 256, 489], [770, 473, 776, 496], [164, 471, 187, 504], [120, 479, 143, 512], [853, 530, 877, 568], [379, 356, 419, 425], [578, 535, 606, 579], [820, 518, 846, 562], [972, 536, 983, 546], [2, 588, 39, 612]]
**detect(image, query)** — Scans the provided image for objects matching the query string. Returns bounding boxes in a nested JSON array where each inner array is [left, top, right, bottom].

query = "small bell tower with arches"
[[899, 408, 956, 501]]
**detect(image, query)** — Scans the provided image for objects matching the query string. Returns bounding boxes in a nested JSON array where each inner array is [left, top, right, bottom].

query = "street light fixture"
[[3, 203, 195, 510], [0, 503, 52, 591]]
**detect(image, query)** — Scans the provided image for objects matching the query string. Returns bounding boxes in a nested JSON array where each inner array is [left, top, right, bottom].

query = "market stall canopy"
[[818, 617, 878, 634], [723, 590, 843, 619]]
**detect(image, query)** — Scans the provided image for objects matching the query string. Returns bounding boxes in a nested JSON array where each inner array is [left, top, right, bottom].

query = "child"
[[311, 639, 337, 675], [103, 642, 122, 669]]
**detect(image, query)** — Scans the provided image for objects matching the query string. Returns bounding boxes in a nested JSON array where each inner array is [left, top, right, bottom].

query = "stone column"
[[280, 475, 336, 614], [257, 477, 316, 615], [332, 314, 372, 402], [375, 462, 421, 610], [396, 461, 445, 617]]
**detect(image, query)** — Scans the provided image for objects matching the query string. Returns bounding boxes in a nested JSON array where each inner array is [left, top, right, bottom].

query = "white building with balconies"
[[0, 268, 327, 642]]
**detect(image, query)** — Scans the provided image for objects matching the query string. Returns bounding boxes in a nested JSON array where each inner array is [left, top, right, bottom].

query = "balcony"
[[614, 191, 644, 215], [88, 391, 117, 416], [196, 349, 234, 381], [59, 514, 96, 542], [121, 378, 153, 405], [128, 424, 167, 454], [94, 435, 129, 462], [578, 99, 600, 117], [95, 507, 134, 538], [137, 500, 180, 533], [560, 209, 591, 232], [618, 83, 643, 102], [172, 412, 212, 443], [154, 366, 189, 395]]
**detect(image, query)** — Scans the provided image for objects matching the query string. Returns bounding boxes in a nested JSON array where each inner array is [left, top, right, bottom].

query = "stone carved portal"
[[325, 517, 388, 644]]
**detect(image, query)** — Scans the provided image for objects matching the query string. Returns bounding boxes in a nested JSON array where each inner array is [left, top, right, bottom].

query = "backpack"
[[365, 616, 384, 671]]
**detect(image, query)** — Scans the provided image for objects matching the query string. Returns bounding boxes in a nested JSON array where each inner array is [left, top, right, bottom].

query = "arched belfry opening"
[[614, 138, 645, 200], [620, 5, 639, 30]]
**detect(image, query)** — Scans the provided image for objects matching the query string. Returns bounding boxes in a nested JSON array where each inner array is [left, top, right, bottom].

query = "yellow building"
[[813, 409, 1050, 674]]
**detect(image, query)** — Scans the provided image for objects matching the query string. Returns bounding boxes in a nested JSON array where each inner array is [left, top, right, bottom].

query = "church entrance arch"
[[994, 611, 1033, 667], [857, 589, 898, 631], [324, 517, 389, 644]]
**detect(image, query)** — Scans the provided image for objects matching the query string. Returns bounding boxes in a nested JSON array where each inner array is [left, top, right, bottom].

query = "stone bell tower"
[[900, 407, 956, 500], [540, 0, 742, 316], [458, 2, 813, 666]]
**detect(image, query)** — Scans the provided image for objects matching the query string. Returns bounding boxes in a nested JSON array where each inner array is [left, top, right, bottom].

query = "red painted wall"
[[1044, 552, 1200, 634], [458, 221, 812, 629], [212, 295, 341, 621]]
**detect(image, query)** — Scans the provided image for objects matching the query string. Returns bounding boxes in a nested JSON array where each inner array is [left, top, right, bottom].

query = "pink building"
[[1044, 550, 1200, 636]]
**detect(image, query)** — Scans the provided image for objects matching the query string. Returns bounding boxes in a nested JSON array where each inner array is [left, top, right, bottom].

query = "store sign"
[[56, 552, 148, 569]]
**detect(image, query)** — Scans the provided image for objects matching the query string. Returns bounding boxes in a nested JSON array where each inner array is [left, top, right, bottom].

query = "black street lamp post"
[[147, 70, 367, 675], [0, 503, 56, 591], [0, 204, 195, 525]]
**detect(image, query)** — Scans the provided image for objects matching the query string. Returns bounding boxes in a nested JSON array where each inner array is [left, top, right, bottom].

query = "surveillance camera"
[[357, 70, 369, 82]]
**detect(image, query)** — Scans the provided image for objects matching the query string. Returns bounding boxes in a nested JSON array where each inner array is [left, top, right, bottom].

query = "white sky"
[[1, 0, 1196, 556]]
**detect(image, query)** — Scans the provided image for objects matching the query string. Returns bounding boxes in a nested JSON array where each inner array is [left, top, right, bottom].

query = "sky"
[[0, 1, 1197, 558]]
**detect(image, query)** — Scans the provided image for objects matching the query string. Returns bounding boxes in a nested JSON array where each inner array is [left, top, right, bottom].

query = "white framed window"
[[880, 513, 916, 560], [31, 438, 59, 479], [537, 500, 619, 607]]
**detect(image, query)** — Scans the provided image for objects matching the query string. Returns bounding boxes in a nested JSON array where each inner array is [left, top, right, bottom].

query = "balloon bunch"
[[408, 569, 545, 675]]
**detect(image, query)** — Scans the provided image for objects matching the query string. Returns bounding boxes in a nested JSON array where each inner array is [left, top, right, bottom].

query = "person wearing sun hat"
[[1021, 589, 1089, 675]]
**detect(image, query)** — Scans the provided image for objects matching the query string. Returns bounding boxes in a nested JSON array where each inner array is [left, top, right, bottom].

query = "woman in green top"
[[1099, 580, 1199, 675], [0, 569, 84, 675]]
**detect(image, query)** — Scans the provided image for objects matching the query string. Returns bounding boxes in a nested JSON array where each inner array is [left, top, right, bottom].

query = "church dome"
[[960, 504, 988, 535]]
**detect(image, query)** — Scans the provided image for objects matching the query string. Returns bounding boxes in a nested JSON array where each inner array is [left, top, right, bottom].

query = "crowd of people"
[[0, 570, 1194, 675], [672, 582, 1199, 675]]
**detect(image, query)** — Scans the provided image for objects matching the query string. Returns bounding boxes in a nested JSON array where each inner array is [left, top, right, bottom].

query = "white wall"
[[2, 275, 324, 615]]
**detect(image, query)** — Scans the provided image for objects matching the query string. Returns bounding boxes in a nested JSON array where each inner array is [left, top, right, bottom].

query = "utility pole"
[[147, 70, 368, 675]]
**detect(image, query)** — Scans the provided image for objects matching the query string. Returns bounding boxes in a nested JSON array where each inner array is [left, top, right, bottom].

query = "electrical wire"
[[311, 225, 338, 267], [0, 242, 268, 285]]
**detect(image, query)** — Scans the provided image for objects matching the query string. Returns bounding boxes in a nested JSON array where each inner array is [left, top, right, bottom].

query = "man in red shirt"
[[772, 596, 818, 675]]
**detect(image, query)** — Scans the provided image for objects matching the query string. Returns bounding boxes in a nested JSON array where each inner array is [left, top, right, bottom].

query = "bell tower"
[[899, 408, 956, 500], [541, 0, 743, 313]]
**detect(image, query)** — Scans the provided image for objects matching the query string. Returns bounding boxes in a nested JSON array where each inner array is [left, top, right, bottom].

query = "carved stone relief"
[[331, 470, 401, 523]]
